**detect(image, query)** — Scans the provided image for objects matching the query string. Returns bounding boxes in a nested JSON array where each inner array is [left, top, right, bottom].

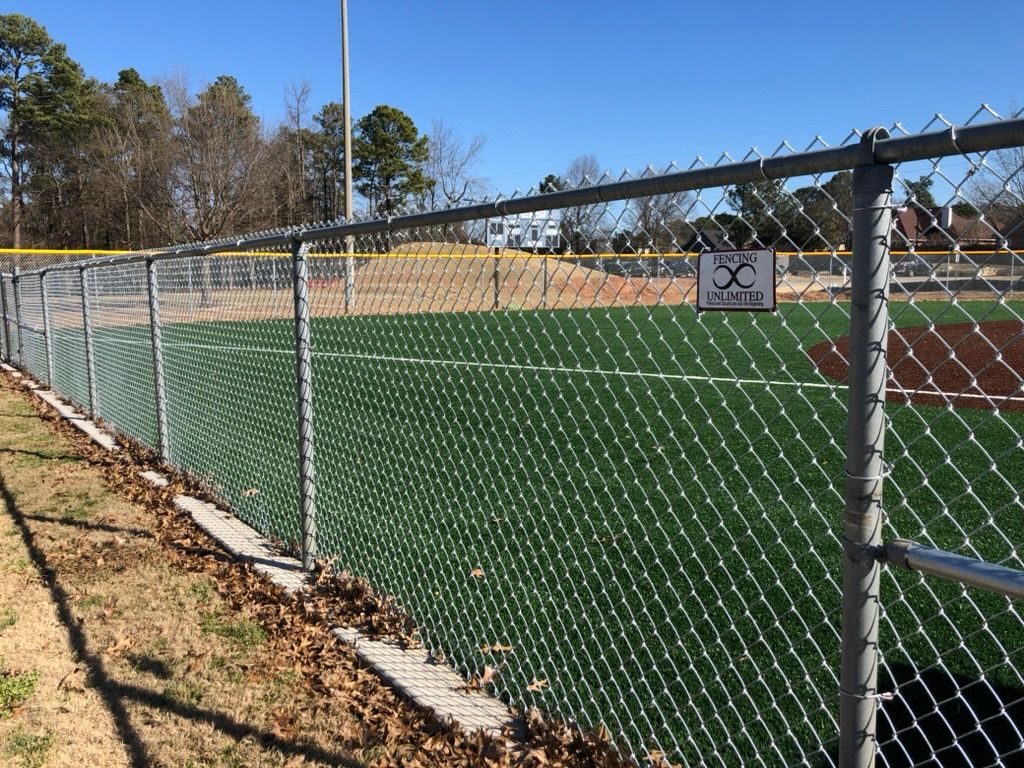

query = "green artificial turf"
[[25, 297, 1024, 766]]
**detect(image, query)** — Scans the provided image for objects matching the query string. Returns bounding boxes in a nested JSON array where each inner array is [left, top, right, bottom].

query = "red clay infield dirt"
[[806, 320, 1024, 411]]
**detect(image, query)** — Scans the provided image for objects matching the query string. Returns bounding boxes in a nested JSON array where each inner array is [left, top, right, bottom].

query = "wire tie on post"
[[839, 687, 895, 702], [949, 124, 979, 173], [758, 157, 771, 182], [949, 125, 965, 156], [843, 463, 892, 482]]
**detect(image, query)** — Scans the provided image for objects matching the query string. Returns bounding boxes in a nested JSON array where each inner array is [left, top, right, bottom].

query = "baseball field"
[[19, 284, 1024, 766]]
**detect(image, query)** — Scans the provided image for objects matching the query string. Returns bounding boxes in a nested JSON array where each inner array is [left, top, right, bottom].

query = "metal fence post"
[[0, 274, 10, 363], [40, 271, 55, 387], [291, 238, 317, 569], [344, 241, 355, 314], [541, 255, 549, 309], [80, 267, 98, 419], [493, 256, 501, 310], [839, 128, 894, 768], [146, 258, 170, 459], [12, 267, 23, 367]]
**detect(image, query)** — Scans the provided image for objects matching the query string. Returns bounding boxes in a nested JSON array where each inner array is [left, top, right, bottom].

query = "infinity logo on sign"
[[713, 263, 756, 290]]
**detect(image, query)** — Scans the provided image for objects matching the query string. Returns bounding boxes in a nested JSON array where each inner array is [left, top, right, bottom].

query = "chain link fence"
[[2, 111, 1023, 766]]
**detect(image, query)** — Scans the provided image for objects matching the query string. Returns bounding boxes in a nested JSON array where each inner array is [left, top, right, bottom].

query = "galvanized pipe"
[[344, 253, 355, 313], [291, 239, 318, 570], [80, 267, 98, 419], [493, 256, 501, 310], [541, 256, 548, 310], [0, 274, 10, 362], [13, 118, 1024, 279], [146, 259, 170, 460], [40, 272, 54, 387], [886, 540, 1024, 600], [839, 129, 895, 768], [12, 267, 23, 367]]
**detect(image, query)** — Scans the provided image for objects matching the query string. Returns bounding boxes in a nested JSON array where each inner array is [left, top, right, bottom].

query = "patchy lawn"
[[0, 377, 621, 768]]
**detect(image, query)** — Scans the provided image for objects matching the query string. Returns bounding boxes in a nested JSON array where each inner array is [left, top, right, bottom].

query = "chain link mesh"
[[1, 111, 1022, 766], [155, 248, 300, 544]]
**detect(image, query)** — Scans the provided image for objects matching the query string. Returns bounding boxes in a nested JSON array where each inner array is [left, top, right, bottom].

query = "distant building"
[[893, 206, 998, 250], [678, 227, 730, 253], [483, 211, 561, 252]]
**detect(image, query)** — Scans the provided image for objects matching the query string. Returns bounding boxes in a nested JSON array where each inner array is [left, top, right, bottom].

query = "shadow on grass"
[[0, 473, 362, 768], [18, 511, 154, 539], [876, 663, 1024, 767], [0, 446, 86, 462]]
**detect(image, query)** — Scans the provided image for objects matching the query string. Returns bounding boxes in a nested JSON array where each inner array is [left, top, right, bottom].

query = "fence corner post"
[[41, 270, 54, 387], [291, 238, 317, 570], [146, 258, 170, 460], [79, 267, 98, 420], [839, 127, 895, 768]]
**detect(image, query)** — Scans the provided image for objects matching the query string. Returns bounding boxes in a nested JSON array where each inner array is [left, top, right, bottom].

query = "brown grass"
[[0, 376, 632, 767]]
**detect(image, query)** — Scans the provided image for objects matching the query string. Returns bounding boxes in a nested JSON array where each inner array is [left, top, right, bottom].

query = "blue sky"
[[18, 0, 1024, 196]]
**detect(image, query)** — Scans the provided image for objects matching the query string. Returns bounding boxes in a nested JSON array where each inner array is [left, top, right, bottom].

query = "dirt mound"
[[806, 320, 1024, 410]]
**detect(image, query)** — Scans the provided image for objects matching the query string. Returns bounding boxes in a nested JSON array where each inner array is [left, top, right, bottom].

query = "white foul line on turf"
[[115, 337, 1024, 405]]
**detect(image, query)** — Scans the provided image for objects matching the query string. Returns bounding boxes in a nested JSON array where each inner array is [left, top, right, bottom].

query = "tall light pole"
[[341, 0, 355, 311]]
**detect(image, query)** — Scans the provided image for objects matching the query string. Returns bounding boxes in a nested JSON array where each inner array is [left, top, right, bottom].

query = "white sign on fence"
[[697, 249, 776, 312]]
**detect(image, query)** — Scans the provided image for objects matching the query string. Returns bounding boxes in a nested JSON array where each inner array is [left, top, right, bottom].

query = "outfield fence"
[[3, 111, 1024, 766]]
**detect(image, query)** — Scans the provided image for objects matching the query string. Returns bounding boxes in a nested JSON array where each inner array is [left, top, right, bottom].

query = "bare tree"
[[94, 69, 177, 247], [424, 120, 486, 209], [967, 147, 1024, 224], [152, 75, 277, 305], [163, 74, 273, 243], [626, 184, 694, 252], [283, 80, 311, 222], [561, 154, 605, 254]]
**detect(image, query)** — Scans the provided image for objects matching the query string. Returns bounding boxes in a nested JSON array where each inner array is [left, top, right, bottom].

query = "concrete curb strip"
[[170, 494, 310, 595], [8, 368, 514, 736], [32, 386, 120, 452], [331, 627, 514, 734]]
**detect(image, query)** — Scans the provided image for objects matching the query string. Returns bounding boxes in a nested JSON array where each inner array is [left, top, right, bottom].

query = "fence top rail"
[[0, 248, 130, 256], [7, 117, 1024, 278]]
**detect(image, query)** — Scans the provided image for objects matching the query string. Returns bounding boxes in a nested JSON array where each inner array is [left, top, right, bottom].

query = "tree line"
[[0, 13, 486, 250], [536, 160, 1021, 256], [4, 13, 1020, 255]]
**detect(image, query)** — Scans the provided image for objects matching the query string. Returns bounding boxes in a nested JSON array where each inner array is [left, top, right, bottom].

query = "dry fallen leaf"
[[463, 664, 499, 692], [527, 678, 548, 692], [645, 749, 682, 768], [270, 707, 299, 739], [101, 597, 118, 621], [241, 487, 260, 498], [103, 634, 134, 657], [57, 666, 85, 692], [184, 649, 212, 675], [469, 567, 485, 579], [480, 641, 512, 654]]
